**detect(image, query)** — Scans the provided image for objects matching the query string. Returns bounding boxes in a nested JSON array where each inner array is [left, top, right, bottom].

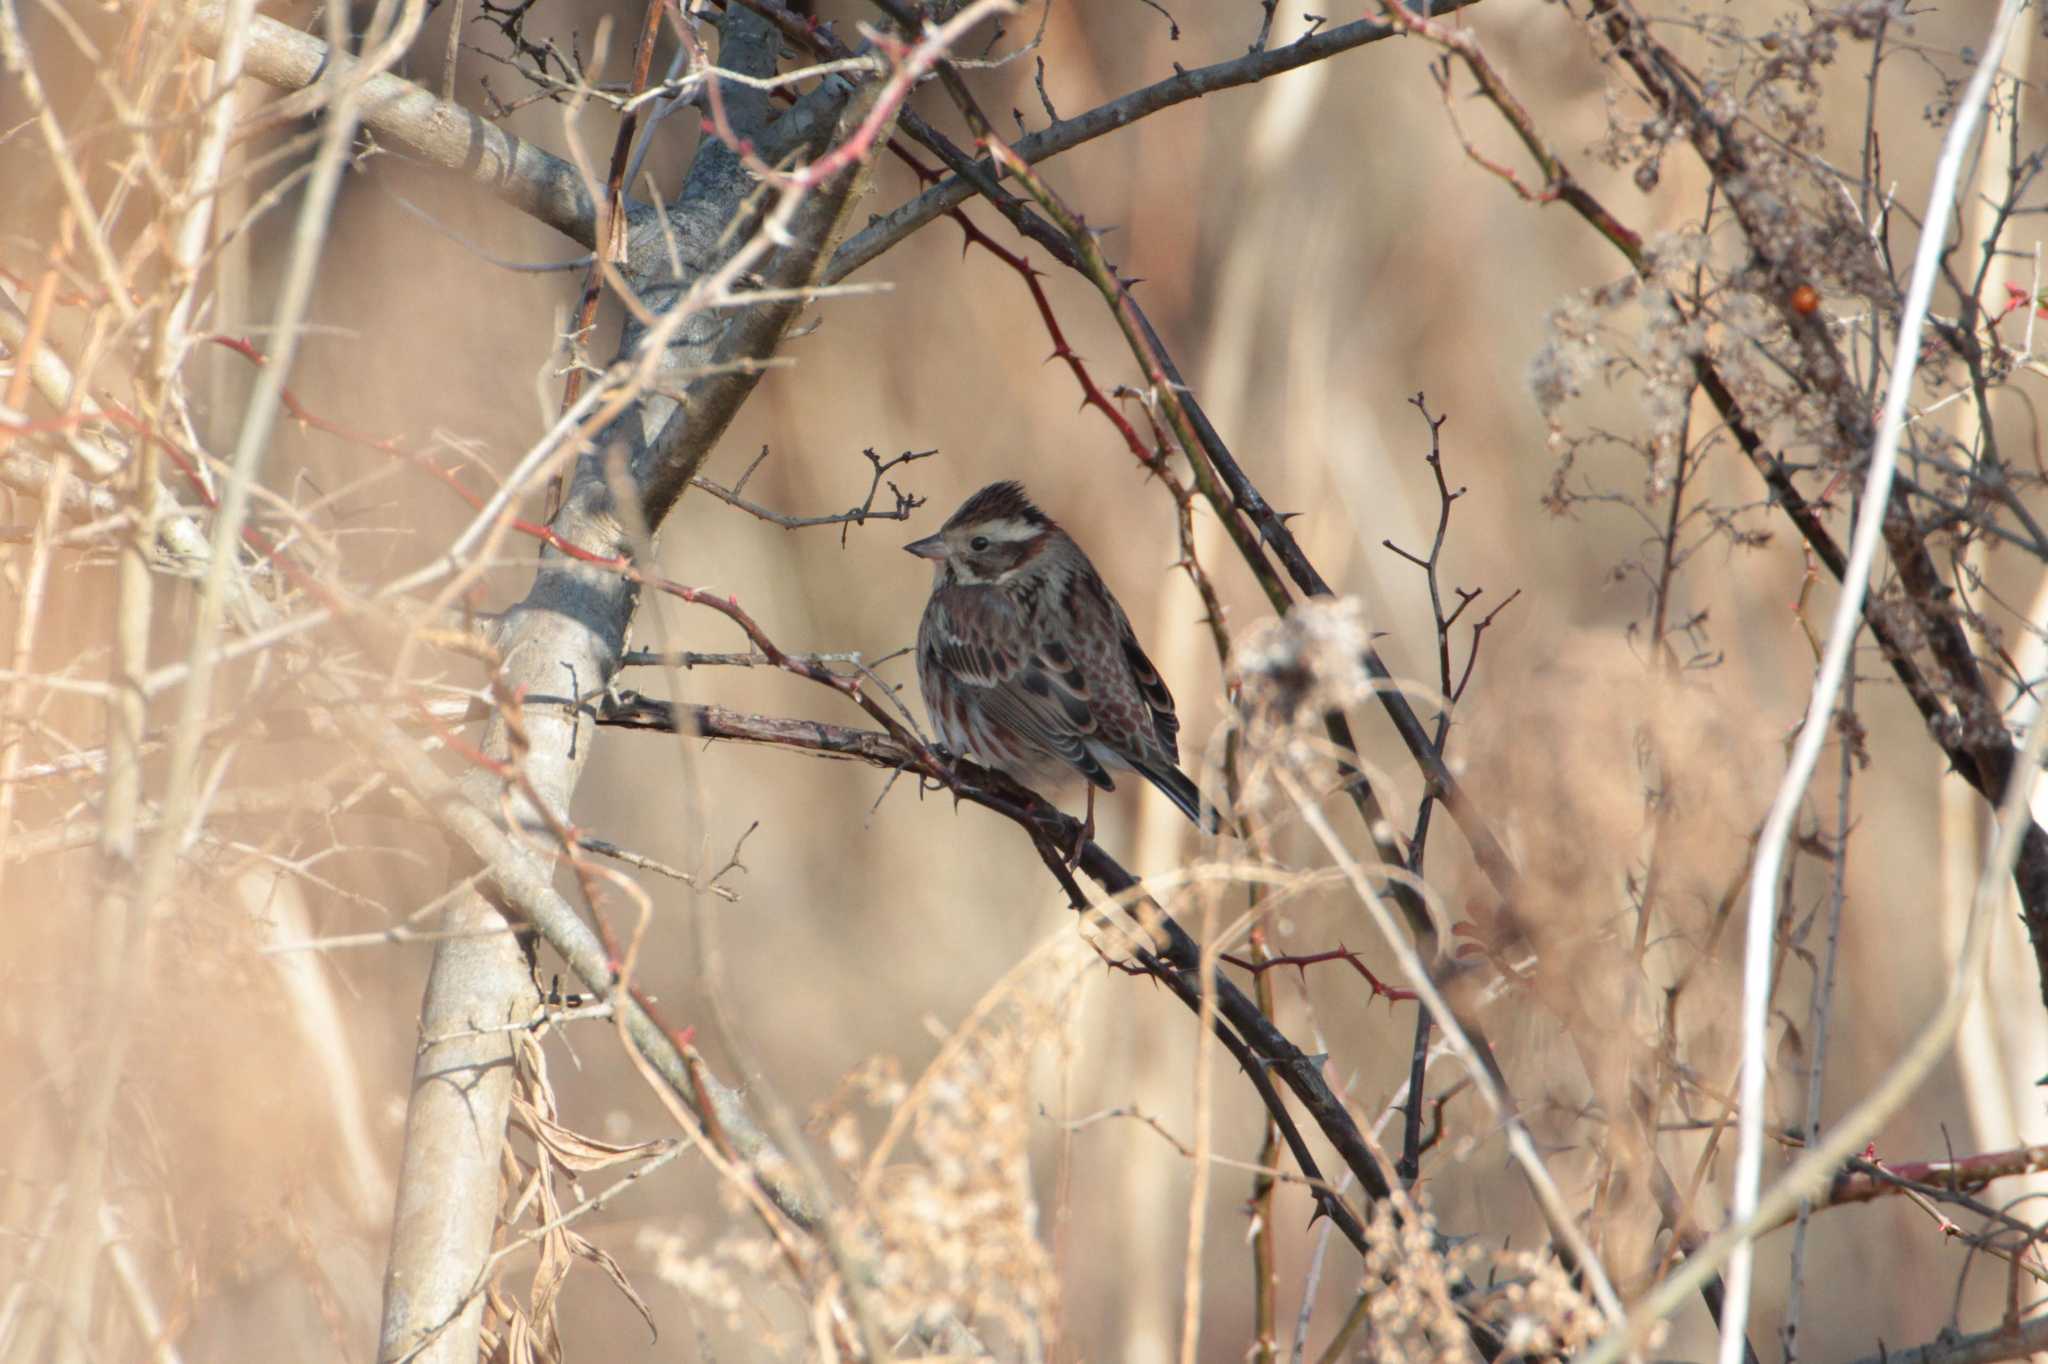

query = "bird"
[[903, 480, 1218, 845]]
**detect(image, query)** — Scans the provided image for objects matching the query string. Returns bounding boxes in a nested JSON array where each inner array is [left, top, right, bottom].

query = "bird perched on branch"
[[904, 480, 1217, 848]]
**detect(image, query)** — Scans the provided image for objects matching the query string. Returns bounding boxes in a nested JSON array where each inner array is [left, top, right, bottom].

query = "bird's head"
[[903, 480, 1058, 585]]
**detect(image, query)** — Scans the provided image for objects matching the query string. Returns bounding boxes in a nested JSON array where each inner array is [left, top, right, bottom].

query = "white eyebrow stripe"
[[982, 518, 1042, 542]]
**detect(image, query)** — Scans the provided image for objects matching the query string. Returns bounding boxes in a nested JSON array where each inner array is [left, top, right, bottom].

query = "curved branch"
[[183, 0, 602, 248], [594, 689, 1398, 1216]]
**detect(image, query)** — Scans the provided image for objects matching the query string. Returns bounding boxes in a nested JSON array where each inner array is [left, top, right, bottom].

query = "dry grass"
[[4, 0, 2048, 1360]]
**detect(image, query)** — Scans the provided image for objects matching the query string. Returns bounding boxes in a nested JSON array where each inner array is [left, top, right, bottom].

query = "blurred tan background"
[[6, 0, 2048, 1358]]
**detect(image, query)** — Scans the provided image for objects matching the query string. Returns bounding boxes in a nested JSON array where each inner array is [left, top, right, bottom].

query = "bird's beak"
[[903, 533, 947, 560]]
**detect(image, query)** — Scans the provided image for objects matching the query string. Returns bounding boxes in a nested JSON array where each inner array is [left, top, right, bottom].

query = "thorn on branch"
[[1219, 944, 1418, 1003], [1033, 55, 1059, 122]]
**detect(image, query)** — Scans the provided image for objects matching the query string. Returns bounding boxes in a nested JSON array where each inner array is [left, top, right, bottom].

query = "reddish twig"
[[1824, 1143, 2048, 1211], [1219, 945, 1418, 1003], [888, 141, 1153, 467]]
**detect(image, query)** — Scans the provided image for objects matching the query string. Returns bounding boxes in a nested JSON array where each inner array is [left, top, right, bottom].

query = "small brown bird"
[[904, 481, 1216, 836]]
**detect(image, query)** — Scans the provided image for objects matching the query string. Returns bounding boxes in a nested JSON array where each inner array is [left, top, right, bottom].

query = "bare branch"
[[690, 445, 932, 535], [1837, 1312, 2048, 1364], [184, 0, 603, 248], [827, 0, 1487, 279]]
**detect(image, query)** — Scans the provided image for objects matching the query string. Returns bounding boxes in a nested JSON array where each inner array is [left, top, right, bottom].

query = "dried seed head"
[[1230, 596, 1375, 724]]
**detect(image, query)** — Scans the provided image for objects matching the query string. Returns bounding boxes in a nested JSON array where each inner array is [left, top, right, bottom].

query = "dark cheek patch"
[[974, 545, 1025, 579]]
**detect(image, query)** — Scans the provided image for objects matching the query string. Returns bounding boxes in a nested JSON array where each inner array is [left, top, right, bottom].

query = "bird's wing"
[[924, 586, 1115, 787], [1096, 583, 1183, 764], [1086, 584, 1211, 829]]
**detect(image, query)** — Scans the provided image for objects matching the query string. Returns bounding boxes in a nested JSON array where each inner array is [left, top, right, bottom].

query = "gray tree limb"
[[327, 7, 885, 1360], [1840, 1314, 2048, 1364], [185, 0, 600, 248]]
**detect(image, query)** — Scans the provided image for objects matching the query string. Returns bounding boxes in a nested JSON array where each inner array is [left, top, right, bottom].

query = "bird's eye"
[[969, 535, 991, 551]]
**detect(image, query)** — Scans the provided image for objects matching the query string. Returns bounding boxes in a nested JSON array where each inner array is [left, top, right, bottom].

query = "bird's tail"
[[1139, 760, 1221, 834]]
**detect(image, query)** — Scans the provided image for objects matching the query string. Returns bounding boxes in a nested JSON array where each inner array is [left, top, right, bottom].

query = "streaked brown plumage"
[[904, 481, 1215, 832]]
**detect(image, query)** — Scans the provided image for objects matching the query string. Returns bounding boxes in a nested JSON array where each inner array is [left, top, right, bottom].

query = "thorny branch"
[[588, 561, 1414, 1226]]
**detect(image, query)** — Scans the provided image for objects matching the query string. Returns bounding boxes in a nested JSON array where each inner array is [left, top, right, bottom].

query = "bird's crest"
[[944, 480, 1051, 530]]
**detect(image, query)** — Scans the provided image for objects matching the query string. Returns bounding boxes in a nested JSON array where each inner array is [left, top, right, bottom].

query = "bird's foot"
[[1066, 787, 1097, 868]]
